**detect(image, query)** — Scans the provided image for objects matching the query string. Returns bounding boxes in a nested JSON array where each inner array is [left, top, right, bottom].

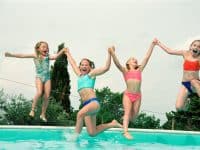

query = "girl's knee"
[[36, 91, 43, 97], [87, 130, 96, 137], [176, 91, 187, 110], [44, 93, 50, 99], [175, 103, 184, 111], [77, 111, 86, 119]]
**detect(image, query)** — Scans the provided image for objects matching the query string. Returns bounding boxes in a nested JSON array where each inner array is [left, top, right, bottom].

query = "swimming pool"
[[0, 126, 200, 150]]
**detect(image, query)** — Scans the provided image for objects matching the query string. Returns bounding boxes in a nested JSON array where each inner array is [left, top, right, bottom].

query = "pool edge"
[[0, 125, 200, 135]]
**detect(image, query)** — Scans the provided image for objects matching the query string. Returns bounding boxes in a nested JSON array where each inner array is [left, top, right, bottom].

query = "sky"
[[0, 0, 200, 124]]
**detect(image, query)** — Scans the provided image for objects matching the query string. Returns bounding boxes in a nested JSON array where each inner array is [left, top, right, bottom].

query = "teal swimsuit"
[[34, 56, 50, 83], [77, 74, 99, 109], [77, 74, 96, 91]]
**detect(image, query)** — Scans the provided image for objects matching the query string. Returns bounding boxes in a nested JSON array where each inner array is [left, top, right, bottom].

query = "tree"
[[0, 90, 74, 126], [0, 89, 8, 124], [95, 87, 123, 124], [131, 113, 160, 129], [4, 94, 33, 125], [162, 93, 200, 131], [50, 43, 71, 114]]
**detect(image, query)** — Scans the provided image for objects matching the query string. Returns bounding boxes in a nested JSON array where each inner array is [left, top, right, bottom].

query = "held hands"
[[108, 46, 115, 54], [152, 38, 161, 45], [5, 52, 12, 57], [63, 47, 70, 55]]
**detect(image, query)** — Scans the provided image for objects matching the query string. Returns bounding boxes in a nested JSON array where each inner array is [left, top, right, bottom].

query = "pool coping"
[[0, 125, 200, 135]]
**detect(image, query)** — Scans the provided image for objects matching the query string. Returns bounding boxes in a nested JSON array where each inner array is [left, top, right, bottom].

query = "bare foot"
[[29, 110, 35, 118], [123, 131, 133, 140], [111, 120, 123, 128], [40, 115, 47, 122]]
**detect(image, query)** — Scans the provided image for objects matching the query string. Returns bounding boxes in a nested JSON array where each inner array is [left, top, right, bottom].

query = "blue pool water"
[[0, 126, 200, 150]]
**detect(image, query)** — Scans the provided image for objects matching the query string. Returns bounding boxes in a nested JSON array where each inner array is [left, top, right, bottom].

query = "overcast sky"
[[0, 0, 200, 124]]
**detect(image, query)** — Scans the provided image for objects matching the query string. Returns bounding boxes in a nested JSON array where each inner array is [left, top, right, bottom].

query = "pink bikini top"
[[123, 70, 142, 81]]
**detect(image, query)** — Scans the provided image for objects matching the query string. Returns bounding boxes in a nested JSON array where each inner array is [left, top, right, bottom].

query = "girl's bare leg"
[[176, 86, 188, 110], [29, 78, 43, 117], [191, 79, 200, 97], [75, 102, 122, 136], [75, 102, 99, 134], [130, 98, 141, 122], [85, 115, 122, 136], [40, 80, 51, 122], [122, 94, 133, 139]]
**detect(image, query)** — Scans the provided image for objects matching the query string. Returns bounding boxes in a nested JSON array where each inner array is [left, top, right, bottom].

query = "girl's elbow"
[[104, 67, 110, 72], [167, 51, 173, 55], [105, 68, 110, 72], [53, 55, 58, 60]]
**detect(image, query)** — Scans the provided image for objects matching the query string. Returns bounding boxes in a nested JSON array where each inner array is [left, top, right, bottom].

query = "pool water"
[[0, 126, 200, 150]]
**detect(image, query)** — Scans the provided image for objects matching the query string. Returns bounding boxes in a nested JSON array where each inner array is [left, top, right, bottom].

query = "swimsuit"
[[123, 70, 142, 102], [34, 56, 50, 83], [123, 70, 142, 81], [77, 74, 99, 112], [182, 60, 200, 93], [124, 90, 141, 102], [82, 97, 100, 107], [77, 74, 96, 91], [81, 97, 100, 115], [182, 81, 193, 93], [183, 60, 200, 71]]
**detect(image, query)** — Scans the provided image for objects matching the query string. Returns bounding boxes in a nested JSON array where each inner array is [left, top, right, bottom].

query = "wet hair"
[[79, 58, 95, 69], [34, 41, 49, 58]]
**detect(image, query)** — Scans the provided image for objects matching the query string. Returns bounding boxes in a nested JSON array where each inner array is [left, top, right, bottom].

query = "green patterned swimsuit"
[[34, 55, 50, 83]]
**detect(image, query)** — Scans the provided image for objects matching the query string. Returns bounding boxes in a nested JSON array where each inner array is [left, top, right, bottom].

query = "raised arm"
[[5, 52, 36, 58], [139, 40, 156, 71], [156, 38, 184, 56], [49, 48, 66, 60], [64, 48, 81, 76], [89, 48, 111, 77], [109, 46, 126, 73]]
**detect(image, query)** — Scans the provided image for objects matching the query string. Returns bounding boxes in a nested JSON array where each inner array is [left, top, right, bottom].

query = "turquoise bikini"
[[34, 56, 50, 83], [77, 74, 96, 91], [77, 74, 99, 108]]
